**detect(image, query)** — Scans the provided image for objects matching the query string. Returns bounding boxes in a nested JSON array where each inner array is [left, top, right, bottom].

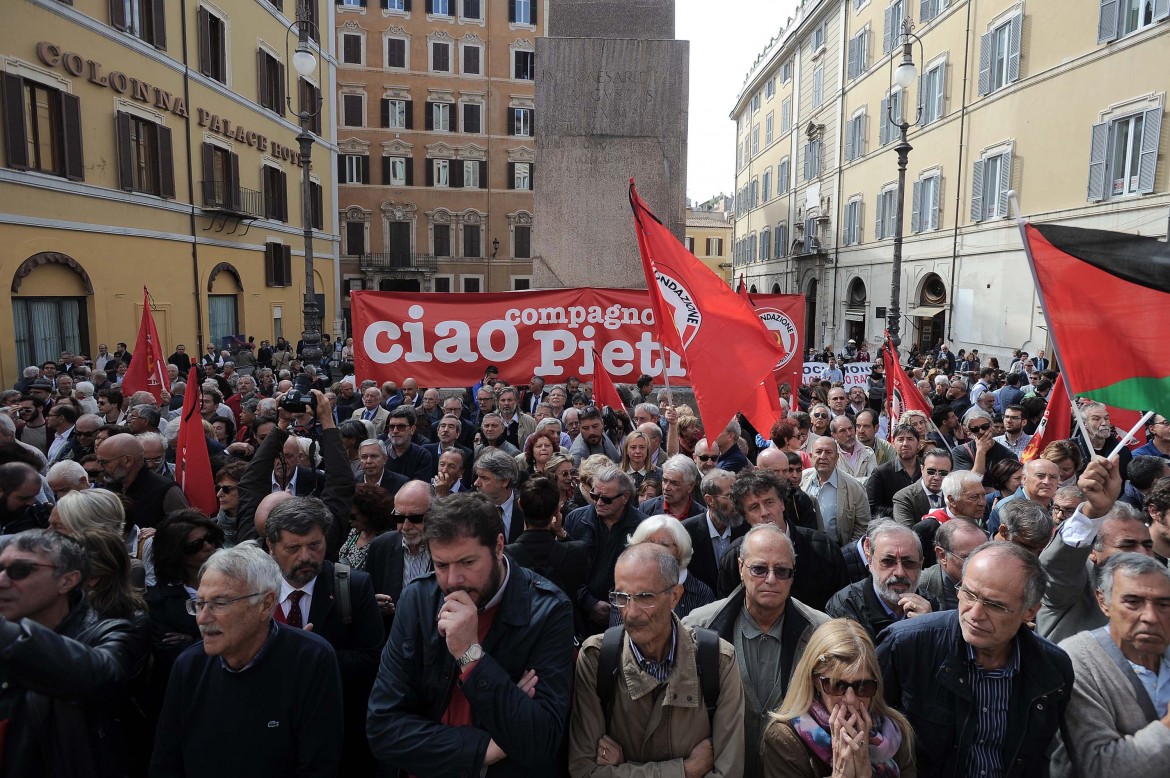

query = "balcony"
[[201, 181, 264, 219], [356, 253, 438, 272]]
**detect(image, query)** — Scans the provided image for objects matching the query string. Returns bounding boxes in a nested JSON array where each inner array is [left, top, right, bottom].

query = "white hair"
[[74, 381, 95, 397], [46, 460, 88, 487], [630, 514, 694, 568], [200, 542, 282, 598]]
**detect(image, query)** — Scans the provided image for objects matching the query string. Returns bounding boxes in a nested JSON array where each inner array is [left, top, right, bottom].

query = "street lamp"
[[885, 18, 924, 353], [492, 238, 500, 258], [285, 9, 323, 366]]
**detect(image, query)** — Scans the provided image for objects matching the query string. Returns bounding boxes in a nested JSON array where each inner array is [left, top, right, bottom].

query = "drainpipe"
[[180, 0, 206, 352]]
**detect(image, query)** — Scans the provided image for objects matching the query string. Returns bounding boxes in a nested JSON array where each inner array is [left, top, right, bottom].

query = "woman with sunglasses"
[[213, 459, 247, 546], [764, 618, 916, 777]]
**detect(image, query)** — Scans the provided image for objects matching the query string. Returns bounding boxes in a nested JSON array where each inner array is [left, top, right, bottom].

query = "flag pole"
[[1109, 410, 1154, 459], [658, 343, 675, 409]]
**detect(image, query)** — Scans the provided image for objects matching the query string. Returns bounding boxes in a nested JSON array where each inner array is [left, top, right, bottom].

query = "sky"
[[677, 0, 799, 205]]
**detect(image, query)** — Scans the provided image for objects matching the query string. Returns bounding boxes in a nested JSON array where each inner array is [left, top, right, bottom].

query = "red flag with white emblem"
[[121, 287, 169, 402]]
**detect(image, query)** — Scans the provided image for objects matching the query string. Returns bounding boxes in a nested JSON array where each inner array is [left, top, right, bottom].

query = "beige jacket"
[[568, 619, 745, 778], [800, 468, 872, 545]]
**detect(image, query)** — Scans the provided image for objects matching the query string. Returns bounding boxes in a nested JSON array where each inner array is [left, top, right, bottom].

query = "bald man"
[[97, 433, 188, 528]]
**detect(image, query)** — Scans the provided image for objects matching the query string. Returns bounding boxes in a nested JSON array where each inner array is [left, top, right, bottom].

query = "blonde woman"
[[764, 619, 916, 777]]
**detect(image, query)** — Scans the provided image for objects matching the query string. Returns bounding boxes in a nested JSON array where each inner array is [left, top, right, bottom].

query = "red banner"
[[353, 289, 804, 392]]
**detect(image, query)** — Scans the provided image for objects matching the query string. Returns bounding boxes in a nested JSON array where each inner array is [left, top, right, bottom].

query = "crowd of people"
[[2, 337, 1169, 778]]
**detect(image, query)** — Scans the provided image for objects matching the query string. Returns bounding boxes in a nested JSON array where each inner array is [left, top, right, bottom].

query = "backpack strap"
[[595, 625, 625, 735], [693, 627, 721, 735], [334, 563, 352, 625]]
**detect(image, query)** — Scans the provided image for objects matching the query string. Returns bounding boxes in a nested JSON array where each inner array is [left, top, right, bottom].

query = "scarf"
[[790, 699, 902, 777]]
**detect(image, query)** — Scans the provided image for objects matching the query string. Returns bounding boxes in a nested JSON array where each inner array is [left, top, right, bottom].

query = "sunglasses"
[[392, 511, 427, 524], [924, 468, 950, 477], [696, 455, 718, 462], [216, 484, 236, 494], [745, 563, 795, 580], [968, 424, 991, 434], [812, 413, 829, 419], [0, 560, 55, 580], [817, 676, 878, 698], [183, 535, 219, 555], [589, 491, 622, 505]]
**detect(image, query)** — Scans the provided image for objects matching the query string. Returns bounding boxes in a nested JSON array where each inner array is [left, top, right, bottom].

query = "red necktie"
[[286, 590, 305, 629]]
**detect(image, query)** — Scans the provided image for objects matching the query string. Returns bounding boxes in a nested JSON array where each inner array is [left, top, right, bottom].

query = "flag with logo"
[[882, 335, 936, 436], [175, 366, 217, 515], [1022, 222, 1170, 416], [1021, 373, 1071, 462], [589, 348, 626, 413], [630, 180, 786, 443], [735, 274, 785, 433], [121, 287, 169, 402]]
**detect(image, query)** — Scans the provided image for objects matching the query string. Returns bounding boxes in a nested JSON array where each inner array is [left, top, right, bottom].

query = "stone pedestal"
[[533, 1, 689, 290]]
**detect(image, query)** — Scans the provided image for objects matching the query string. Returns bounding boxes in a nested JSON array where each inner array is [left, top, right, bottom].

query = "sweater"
[[150, 622, 344, 778]]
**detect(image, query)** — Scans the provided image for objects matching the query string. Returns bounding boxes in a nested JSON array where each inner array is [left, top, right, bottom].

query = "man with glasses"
[[15, 394, 49, 456], [97, 433, 188, 528], [682, 469, 745, 592], [138, 431, 176, 479], [152, 543, 344, 778], [571, 466, 645, 633], [384, 406, 434, 482], [989, 457, 1061, 535], [44, 403, 78, 466], [368, 492, 575, 776], [950, 407, 1017, 486], [827, 520, 934, 642], [692, 437, 720, 478], [368, 479, 435, 630], [685, 523, 827, 777], [918, 518, 987, 610], [892, 448, 952, 528], [1134, 414, 1170, 460], [570, 543, 744, 776], [1050, 484, 1084, 528], [994, 403, 1032, 457]]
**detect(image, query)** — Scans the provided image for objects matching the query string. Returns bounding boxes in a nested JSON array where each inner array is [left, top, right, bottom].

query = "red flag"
[[589, 349, 625, 413], [740, 372, 784, 443], [121, 287, 169, 402], [630, 180, 785, 444], [1021, 373, 1071, 462], [175, 366, 217, 515], [883, 335, 936, 436], [737, 274, 748, 296]]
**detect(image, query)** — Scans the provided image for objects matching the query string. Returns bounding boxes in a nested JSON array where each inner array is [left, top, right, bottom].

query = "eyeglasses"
[[958, 584, 1018, 616], [96, 456, 126, 466], [0, 560, 56, 581], [968, 424, 991, 434], [386, 423, 410, 431], [590, 491, 623, 505], [744, 563, 795, 580], [392, 511, 427, 524], [609, 586, 672, 609], [874, 556, 922, 571], [924, 468, 950, 477], [696, 455, 718, 462], [184, 593, 260, 616], [216, 484, 237, 494], [817, 676, 878, 698], [182, 535, 219, 555], [1051, 504, 1076, 516]]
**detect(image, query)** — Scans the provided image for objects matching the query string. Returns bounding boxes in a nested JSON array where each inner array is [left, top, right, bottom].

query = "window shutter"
[[1006, 15, 1022, 84], [930, 175, 942, 230], [381, 98, 391, 128], [1156, 0, 1170, 21], [425, 159, 434, 186], [451, 159, 464, 188], [115, 111, 134, 190], [1098, 0, 1119, 43], [157, 125, 175, 197], [360, 154, 370, 184], [970, 159, 985, 221], [879, 97, 890, 145], [875, 194, 884, 238], [506, 108, 515, 135], [450, 104, 458, 133], [265, 244, 275, 286], [257, 51, 269, 110], [359, 0, 367, 6], [312, 183, 323, 229], [845, 119, 855, 161], [201, 143, 214, 203], [977, 32, 991, 95], [109, 0, 128, 30], [1, 74, 29, 170], [508, 0, 516, 22], [529, 164, 534, 189], [883, 6, 895, 53], [405, 157, 414, 186], [279, 169, 289, 221], [229, 153, 241, 210], [59, 92, 85, 182], [398, 99, 410, 129], [911, 179, 922, 233], [1138, 107, 1163, 194], [1086, 121, 1109, 201], [934, 63, 946, 120], [478, 160, 487, 188], [283, 245, 293, 286], [855, 202, 863, 243], [531, 0, 537, 24], [404, 0, 411, 9], [382, 155, 391, 184], [507, 162, 515, 189], [151, 0, 167, 49], [275, 61, 286, 117], [530, 110, 536, 137], [426, 0, 433, 12], [847, 36, 858, 80], [425, 102, 433, 131], [337, 158, 344, 185], [997, 152, 1012, 217], [197, 7, 212, 75]]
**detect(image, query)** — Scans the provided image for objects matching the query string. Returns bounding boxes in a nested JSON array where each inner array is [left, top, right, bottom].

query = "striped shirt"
[[629, 621, 678, 684], [403, 542, 432, 588], [966, 640, 1020, 778]]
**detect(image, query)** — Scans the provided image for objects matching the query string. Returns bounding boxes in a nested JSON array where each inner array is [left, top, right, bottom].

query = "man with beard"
[[384, 406, 434, 482], [568, 406, 620, 466], [367, 492, 575, 776], [682, 469, 746, 592], [825, 520, 935, 642], [97, 433, 188, 528], [0, 462, 46, 534], [1078, 402, 1134, 482], [265, 497, 383, 775], [995, 403, 1033, 457]]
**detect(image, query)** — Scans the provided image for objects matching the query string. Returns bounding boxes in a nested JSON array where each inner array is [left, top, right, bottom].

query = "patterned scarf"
[[790, 699, 902, 777]]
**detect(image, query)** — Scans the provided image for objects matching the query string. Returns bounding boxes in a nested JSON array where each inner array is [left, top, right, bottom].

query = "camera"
[[279, 374, 318, 414]]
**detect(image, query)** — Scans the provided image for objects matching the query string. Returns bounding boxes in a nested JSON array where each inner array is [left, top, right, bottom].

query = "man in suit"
[[495, 385, 536, 449], [357, 439, 409, 500], [865, 423, 923, 514], [384, 406, 435, 482], [265, 497, 383, 775], [891, 448, 952, 527], [272, 434, 325, 497], [638, 454, 705, 519], [682, 468, 746, 593], [352, 386, 390, 436], [472, 448, 524, 542], [368, 479, 435, 633], [520, 375, 547, 416], [801, 436, 872, 547]]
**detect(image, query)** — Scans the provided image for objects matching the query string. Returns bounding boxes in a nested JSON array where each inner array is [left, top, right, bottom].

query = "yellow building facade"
[[0, 0, 338, 386], [685, 206, 733, 284], [733, 0, 1168, 360]]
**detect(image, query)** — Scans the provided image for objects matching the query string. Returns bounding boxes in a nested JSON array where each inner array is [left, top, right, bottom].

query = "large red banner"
[[353, 288, 804, 393]]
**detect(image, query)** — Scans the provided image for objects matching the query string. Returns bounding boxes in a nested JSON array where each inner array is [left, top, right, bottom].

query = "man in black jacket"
[[367, 492, 575, 776], [367, 479, 435, 633], [681, 468, 746, 593]]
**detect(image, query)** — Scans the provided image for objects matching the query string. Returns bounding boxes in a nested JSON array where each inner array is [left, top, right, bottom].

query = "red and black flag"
[[1022, 222, 1170, 416]]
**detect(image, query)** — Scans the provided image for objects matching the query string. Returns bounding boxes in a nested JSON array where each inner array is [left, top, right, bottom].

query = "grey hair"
[[593, 464, 634, 497], [1094, 502, 1146, 552], [941, 470, 984, 501], [630, 514, 694, 568], [1054, 485, 1085, 503], [634, 402, 661, 419], [474, 447, 519, 487], [0, 413, 14, 437], [935, 518, 985, 554], [1099, 551, 1170, 600], [661, 453, 700, 486], [46, 460, 88, 487], [200, 541, 282, 598], [439, 413, 463, 434], [293, 435, 322, 468], [132, 404, 162, 428], [137, 430, 169, 452], [723, 417, 742, 439], [738, 522, 796, 561], [74, 381, 95, 397], [964, 541, 1047, 610], [2, 529, 88, 587], [700, 468, 736, 497], [54, 488, 126, 534], [534, 417, 561, 434], [1000, 499, 1053, 547], [481, 412, 504, 425], [561, 407, 580, 422], [962, 407, 993, 425], [617, 542, 679, 588], [866, 519, 923, 558], [358, 437, 386, 454], [23, 366, 40, 378], [264, 496, 333, 545]]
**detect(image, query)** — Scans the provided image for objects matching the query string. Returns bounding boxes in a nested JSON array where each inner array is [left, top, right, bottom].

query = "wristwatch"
[[458, 643, 484, 668]]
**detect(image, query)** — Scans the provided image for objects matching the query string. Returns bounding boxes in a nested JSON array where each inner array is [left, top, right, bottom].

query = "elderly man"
[[357, 438, 411, 499], [1052, 553, 1170, 777], [367, 480, 435, 629], [892, 448, 952, 527], [685, 524, 829, 776], [866, 423, 923, 515], [714, 418, 749, 474], [801, 436, 871, 546], [426, 413, 473, 481], [878, 542, 1074, 777], [383, 406, 434, 482], [692, 437, 720, 478], [639, 454, 705, 520], [682, 468, 746, 592], [151, 543, 343, 778], [988, 456, 1061, 535], [98, 433, 188, 528], [951, 407, 1019, 485], [826, 386, 852, 420], [995, 499, 1055, 556], [496, 386, 536, 449], [352, 386, 391, 436], [830, 415, 876, 483], [368, 492, 575, 775], [520, 375, 547, 415], [1039, 455, 1156, 643], [1079, 402, 1134, 482], [826, 520, 934, 641], [0, 530, 147, 778], [569, 544, 744, 777], [917, 518, 987, 610], [568, 406, 620, 465]]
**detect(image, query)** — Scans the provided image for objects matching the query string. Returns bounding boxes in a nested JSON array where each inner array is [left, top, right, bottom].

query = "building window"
[[387, 38, 408, 69], [197, 7, 228, 84], [760, 231, 771, 260], [765, 113, 774, 145], [848, 27, 870, 80], [803, 139, 822, 180], [115, 112, 175, 197], [510, 162, 532, 190], [463, 44, 481, 75], [342, 94, 364, 127], [912, 171, 941, 232], [430, 158, 450, 187], [513, 277, 531, 290], [384, 0, 406, 10], [111, 0, 167, 49], [883, 0, 906, 54], [262, 166, 288, 222], [343, 154, 370, 184], [971, 149, 1012, 221], [258, 50, 285, 116], [298, 79, 322, 135], [433, 224, 451, 257], [514, 50, 535, 80], [845, 110, 866, 162], [463, 160, 480, 188], [978, 14, 1022, 96], [462, 103, 481, 133], [751, 93, 761, 114], [781, 97, 792, 134], [921, 0, 943, 23], [431, 41, 451, 72], [434, 276, 452, 293], [1101, 0, 1166, 42], [200, 143, 239, 209], [1089, 108, 1162, 201], [812, 65, 824, 108], [813, 22, 826, 51], [429, 0, 451, 16], [463, 223, 481, 257], [383, 156, 409, 186], [781, 60, 792, 83], [765, 78, 775, 99], [462, 0, 481, 20], [1, 75, 84, 180], [510, 107, 533, 136], [706, 237, 723, 255], [310, 180, 323, 229], [514, 225, 532, 258], [685, 236, 695, 252], [383, 98, 410, 129], [264, 243, 292, 286], [843, 199, 861, 245], [762, 169, 772, 201], [879, 88, 903, 146], [511, 0, 535, 24], [461, 276, 482, 293], [876, 187, 897, 238], [751, 125, 760, 156], [428, 102, 451, 131], [342, 34, 363, 65], [921, 60, 946, 123]]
